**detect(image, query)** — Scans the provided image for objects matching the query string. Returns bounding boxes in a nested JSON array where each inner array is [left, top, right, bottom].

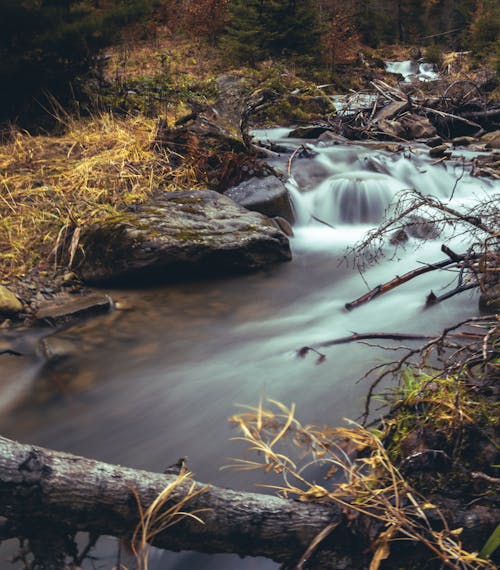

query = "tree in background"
[[0, 0, 153, 127], [318, 1, 361, 73], [467, 0, 500, 61], [221, 0, 321, 65]]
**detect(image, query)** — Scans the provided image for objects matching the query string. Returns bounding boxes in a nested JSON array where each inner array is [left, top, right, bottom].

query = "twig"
[[288, 145, 304, 177], [298, 333, 436, 356], [294, 522, 340, 570]]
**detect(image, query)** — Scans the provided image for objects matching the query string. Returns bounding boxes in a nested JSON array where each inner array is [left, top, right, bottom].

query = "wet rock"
[[0, 285, 23, 316], [389, 229, 409, 245], [224, 175, 294, 223], [317, 131, 348, 145], [288, 125, 330, 139], [405, 216, 440, 240], [76, 190, 292, 285], [480, 130, 500, 149], [378, 114, 436, 140], [452, 136, 477, 147], [425, 136, 444, 147], [373, 100, 409, 123], [36, 293, 113, 322], [400, 114, 437, 139], [429, 144, 451, 158]]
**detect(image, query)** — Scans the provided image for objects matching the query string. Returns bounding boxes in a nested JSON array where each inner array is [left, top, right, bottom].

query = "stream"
[[0, 131, 497, 569]]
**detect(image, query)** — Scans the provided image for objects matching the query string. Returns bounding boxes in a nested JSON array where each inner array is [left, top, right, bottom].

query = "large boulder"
[[224, 175, 295, 223], [75, 190, 292, 285]]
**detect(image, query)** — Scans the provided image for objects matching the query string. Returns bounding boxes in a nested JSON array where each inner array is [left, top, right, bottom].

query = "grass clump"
[[0, 112, 201, 283], [228, 397, 498, 569], [131, 467, 209, 570], [381, 367, 499, 498]]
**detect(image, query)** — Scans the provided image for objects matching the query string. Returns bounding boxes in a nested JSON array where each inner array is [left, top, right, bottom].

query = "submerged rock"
[[224, 175, 294, 223], [76, 190, 292, 285]]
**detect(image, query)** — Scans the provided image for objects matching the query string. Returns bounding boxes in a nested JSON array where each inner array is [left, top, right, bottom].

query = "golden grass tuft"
[[131, 467, 209, 570], [0, 112, 201, 282]]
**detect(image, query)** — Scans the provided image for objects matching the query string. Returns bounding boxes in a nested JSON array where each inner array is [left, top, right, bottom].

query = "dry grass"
[[0, 110, 201, 282], [131, 467, 209, 570], [104, 33, 223, 84], [228, 399, 497, 570]]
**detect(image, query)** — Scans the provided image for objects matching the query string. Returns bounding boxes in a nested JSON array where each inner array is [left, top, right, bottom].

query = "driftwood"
[[0, 435, 498, 570], [329, 78, 497, 141], [345, 252, 479, 311]]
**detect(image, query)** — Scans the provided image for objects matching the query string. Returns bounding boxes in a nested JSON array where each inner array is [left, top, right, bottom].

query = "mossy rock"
[[76, 190, 291, 285]]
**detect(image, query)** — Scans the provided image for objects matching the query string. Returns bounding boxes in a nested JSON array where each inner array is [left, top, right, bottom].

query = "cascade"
[[385, 60, 439, 82]]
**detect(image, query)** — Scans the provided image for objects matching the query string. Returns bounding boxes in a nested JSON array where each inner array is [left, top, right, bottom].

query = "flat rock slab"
[[224, 175, 294, 223], [76, 190, 292, 285], [36, 293, 113, 322]]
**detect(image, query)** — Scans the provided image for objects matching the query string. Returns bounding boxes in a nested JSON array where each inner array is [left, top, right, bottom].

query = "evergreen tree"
[[222, 0, 321, 64], [0, 0, 153, 126]]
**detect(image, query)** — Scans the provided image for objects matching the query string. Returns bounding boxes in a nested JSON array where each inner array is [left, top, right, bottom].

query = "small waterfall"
[[385, 60, 439, 82], [301, 171, 402, 225]]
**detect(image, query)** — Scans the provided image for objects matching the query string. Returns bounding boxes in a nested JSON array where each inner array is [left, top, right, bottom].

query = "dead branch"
[[298, 333, 435, 358], [345, 253, 478, 311]]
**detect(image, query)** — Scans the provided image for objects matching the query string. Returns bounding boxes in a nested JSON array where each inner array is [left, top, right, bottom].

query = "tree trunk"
[[0, 436, 497, 569]]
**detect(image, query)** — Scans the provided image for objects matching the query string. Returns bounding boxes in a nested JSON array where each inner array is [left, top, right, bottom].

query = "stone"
[[405, 216, 440, 240], [288, 126, 331, 139], [399, 114, 437, 139], [425, 136, 444, 148], [480, 130, 500, 150], [36, 293, 113, 322], [76, 190, 292, 285], [0, 285, 23, 316], [317, 131, 348, 145], [373, 101, 409, 123], [224, 175, 294, 223], [429, 144, 451, 158], [271, 216, 294, 237], [452, 136, 477, 147], [378, 114, 437, 140]]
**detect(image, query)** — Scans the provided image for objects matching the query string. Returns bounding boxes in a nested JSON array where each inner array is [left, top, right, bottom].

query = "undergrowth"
[[228, 398, 498, 569], [0, 110, 201, 282]]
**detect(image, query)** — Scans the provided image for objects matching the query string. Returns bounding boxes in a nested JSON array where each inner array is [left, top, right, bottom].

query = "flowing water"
[[0, 131, 497, 568], [384, 60, 439, 82]]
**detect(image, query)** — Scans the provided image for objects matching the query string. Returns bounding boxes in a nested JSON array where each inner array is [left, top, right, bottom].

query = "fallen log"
[[0, 436, 497, 569], [0, 435, 353, 569]]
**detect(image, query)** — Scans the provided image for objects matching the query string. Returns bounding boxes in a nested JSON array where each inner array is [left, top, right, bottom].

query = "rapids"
[[384, 60, 440, 82], [0, 131, 497, 569]]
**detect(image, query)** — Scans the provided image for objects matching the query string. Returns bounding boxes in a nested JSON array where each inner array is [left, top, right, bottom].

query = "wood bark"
[[0, 436, 497, 569], [0, 436, 355, 568]]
